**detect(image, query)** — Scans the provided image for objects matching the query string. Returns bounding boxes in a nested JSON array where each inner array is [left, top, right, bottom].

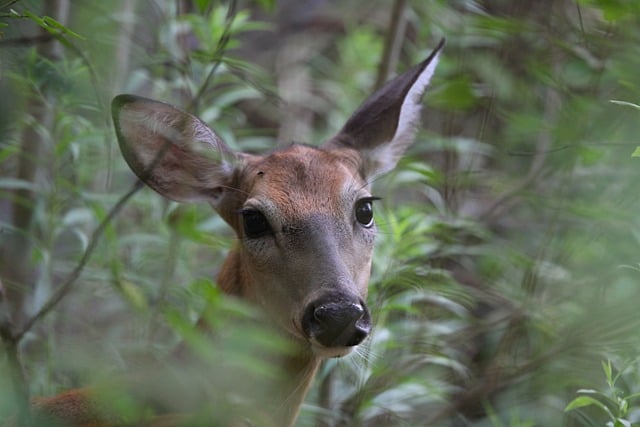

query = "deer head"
[[112, 40, 444, 362]]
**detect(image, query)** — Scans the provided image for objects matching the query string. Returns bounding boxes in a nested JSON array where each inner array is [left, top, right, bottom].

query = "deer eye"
[[241, 209, 272, 238], [355, 197, 379, 228]]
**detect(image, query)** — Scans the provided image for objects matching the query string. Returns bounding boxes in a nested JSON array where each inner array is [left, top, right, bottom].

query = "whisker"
[[217, 184, 249, 197]]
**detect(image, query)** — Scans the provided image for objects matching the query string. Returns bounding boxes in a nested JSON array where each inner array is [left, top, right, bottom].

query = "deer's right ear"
[[112, 95, 237, 204]]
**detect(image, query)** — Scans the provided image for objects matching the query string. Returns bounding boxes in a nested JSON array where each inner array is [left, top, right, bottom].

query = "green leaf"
[[625, 391, 640, 401], [619, 398, 629, 416], [42, 16, 84, 39], [631, 147, 640, 157], [22, 9, 45, 27], [194, 0, 213, 13], [602, 360, 614, 386], [118, 280, 148, 312], [564, 395, 608, 412]]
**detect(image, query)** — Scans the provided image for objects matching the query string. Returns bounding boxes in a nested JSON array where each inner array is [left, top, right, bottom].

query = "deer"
[[11, 39, 444, 427]]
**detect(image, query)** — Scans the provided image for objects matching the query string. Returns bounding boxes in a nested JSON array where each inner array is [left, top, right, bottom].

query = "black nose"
[[302, 294, 371, 348]]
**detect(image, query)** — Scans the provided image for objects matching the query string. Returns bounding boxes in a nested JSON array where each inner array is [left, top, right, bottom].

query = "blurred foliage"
[[1, 0, 640, 426], [565, 359, 640, 427]]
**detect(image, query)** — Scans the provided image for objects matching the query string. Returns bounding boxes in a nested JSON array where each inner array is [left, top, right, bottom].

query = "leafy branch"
[[565, 359, 640, 427]]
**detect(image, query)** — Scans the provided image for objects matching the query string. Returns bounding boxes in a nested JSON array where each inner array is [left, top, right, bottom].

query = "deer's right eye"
[[241, 209, 272, 238]]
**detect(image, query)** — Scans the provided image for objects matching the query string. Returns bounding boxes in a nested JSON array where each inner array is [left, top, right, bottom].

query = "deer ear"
[[112, 95, 237, 204], [323, 39, 444, 178]]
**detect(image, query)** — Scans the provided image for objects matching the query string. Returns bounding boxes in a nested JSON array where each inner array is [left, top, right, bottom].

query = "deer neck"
[[274, 350, 322, 427], [216, 247, 322, 426]]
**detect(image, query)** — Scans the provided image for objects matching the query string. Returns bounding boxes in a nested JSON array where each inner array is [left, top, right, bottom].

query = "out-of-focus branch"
[[374, 0, 408, 90], [16, 180, 144, 341]]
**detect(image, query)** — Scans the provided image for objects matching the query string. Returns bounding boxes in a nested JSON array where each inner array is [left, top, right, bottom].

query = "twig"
[[15, 180, 144, 341]]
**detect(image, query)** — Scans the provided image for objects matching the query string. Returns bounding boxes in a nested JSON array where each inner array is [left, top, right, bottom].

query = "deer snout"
[[302, 294, 372, 349]]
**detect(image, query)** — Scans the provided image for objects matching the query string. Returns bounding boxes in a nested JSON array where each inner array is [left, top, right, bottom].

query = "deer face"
[[228, 145, 375, 357]]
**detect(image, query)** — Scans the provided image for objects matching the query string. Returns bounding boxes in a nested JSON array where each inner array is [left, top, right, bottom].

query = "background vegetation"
[[1, 0, 640, 426]]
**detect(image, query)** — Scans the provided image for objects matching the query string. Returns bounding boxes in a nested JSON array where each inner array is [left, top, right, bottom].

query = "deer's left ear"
[[323, 39, 444, 179]]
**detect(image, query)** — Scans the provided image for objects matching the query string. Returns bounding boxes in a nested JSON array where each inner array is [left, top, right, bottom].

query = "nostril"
[[346, 322, 370, 346]]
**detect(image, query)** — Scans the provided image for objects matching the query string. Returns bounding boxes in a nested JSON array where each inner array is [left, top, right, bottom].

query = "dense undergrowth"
[[1, 1, 640, 426]]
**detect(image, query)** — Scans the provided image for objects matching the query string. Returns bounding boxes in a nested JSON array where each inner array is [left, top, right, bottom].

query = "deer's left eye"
[[355, 198, 379, 228]]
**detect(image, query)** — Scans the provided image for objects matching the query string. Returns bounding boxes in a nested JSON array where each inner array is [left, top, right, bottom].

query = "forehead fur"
[[239, 144, 365, 219]]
